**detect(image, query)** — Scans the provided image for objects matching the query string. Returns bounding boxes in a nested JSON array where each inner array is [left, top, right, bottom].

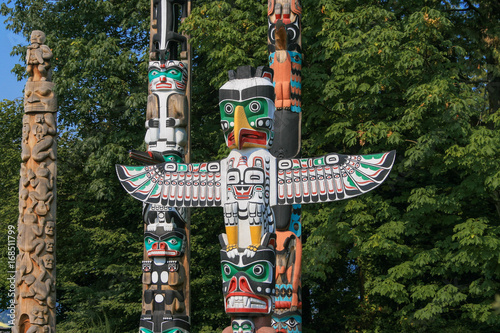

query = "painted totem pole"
[[15, 30, 57, 333], [126, 1, 192, 332], [267, 1, 303, 331], [116, 64, 396, 332]]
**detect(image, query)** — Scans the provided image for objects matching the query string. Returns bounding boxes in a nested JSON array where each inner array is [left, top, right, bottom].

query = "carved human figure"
[[28, 162, 54, 215], [144, 60, 189, 162], [18, 211, 46, 263], [31, 113, 56, 162], [26, 30, 53, 81]]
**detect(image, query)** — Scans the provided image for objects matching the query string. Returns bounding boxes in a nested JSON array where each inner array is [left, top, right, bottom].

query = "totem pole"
[[15, 30, 57, 333], [117, 64, 395, 332], [267, 1, 303, 331], [125, 1, 192, 332]]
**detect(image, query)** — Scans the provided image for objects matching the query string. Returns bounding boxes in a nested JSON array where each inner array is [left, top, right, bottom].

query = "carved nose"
[[160, 76, 166, 82], [152, 242, 166, 250], [238, 276, 252, 293]]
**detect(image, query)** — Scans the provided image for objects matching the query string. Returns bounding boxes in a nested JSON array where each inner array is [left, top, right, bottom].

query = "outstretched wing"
[[274, 151, 396, 205], [116, 161, 223, 207]]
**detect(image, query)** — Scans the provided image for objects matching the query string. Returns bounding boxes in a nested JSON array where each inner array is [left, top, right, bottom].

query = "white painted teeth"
[[226, 296, 267, 309]]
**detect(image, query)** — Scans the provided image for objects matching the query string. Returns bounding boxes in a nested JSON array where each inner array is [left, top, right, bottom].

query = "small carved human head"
[[46, 239, 55, 252], [30, 306, 48, 325], [45, 221, 55, 236], [43, 254, 54, 269], [30, 30, 46, 44]]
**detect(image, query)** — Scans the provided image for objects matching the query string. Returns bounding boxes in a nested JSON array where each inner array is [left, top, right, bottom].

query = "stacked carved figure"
[[268, 1, 303, 331], [15, 30, 57, 333], [117, 66, 396, 332], [125, 1, 192, 332]]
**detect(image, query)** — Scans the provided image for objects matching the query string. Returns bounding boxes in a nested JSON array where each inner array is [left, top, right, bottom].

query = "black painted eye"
[[224, 103, 234, 114], [253, 264, 264, 276], [223, 264, 231, 276], [285, 317, 298, 328], [249, 101, 261, 113]]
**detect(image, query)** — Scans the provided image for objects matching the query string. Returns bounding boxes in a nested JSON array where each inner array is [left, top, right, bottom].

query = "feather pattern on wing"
[[116, 161, 223, 207], [274, 151, 396, 205]]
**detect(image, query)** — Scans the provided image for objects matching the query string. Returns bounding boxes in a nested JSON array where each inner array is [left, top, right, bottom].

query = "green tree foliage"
[[1, 0, 499, 332]]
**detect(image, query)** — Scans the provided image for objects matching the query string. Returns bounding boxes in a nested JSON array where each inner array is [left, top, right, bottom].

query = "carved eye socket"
[[150, 70, 159, 76], [223, 264, 231, 276], [169, 239, 178, 245], [225, 103, 234, 115], [285, 318, 298, 328], [249, 101, 261, 113], [147, 238, 154, 244], [253, 264, 264, 276]]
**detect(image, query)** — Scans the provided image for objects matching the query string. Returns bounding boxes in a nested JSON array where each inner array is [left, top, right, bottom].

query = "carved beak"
[[233, 105, 251, 150]]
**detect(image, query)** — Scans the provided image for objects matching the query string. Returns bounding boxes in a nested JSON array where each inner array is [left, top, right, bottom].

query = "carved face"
[[30, 30, 46, 44], [43, 254, 54, 269], [149, 60, 187, 92], [30, 306, 48, 325], [221, 247, 275, 315], [24, 82, 57, 112], [45, 222, 55, 236], [271, 312, 302, 333], [232, 319, 255, 333], [219, 77, 275, 150], [227, 167, 265, 201], [46, 239, 54, 252], [144, 229, 185, 257]]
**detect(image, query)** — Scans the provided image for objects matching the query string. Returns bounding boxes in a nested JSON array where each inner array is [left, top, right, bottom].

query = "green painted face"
[[219, 98, 274, 149], [222, 261, 272, 283], [148, 67, 183, 83], [232, 319, 255, 333], [144, 235, 184, 257]]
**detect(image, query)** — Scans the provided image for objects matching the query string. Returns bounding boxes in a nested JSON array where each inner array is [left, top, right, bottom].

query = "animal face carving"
[[144, 229, 185, 257], [227, 168, 265, 201], [149, 60, 187, 92], [221, 245, 275, 315], [220, 97, 275, 150], [219, 66, 275, 150]]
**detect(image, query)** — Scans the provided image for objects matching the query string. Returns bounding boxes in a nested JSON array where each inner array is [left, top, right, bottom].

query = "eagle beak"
[[233, 105, 251, 150]]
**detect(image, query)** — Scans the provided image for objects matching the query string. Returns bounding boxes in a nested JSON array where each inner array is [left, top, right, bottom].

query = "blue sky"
[[1, 16, 27, 102]]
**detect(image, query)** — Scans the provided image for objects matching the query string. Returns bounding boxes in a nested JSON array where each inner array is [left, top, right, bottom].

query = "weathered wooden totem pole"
[[267, 1, 303, 331], [125, 1, 192, 332], [15, 30, 57, 333], [117, 62, 395, 332]]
